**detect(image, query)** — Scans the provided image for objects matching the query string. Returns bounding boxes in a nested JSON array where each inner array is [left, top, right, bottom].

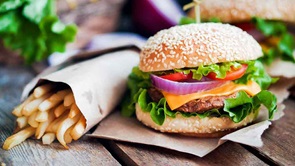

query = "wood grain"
[[251, 99, 295, 165], [0, 65, 120, 166], [107, 141, 267, 166]]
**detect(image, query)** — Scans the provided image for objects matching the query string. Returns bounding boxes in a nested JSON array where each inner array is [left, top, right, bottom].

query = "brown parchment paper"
[[90, 97, 285, 157], [21, 50, 139, 133], [269, 77, 295, 104], [266, 58, 295, 79]]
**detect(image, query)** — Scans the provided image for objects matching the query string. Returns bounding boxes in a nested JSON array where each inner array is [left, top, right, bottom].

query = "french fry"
[[54, 104, 67, 118], [38, 90, 70, 112], [28, 112, 39, 128], [22, 93, 51, 116], [46, 111, 69, 133], [57, 114, 81, 149], [64, 92, 74, 107], [12, 94, 34, 117], [38, 100, 59, 112], [49, 89, 71, 101], [42, 133, 56, 145], [36, 110, 55, 139], [68, 104, 80, 118], [6, 87, 86, 149], [35, 110, 49, 122], [70, 116, 86, 140], [65, 126, 74, 144], [33, 84, 54, 98], [16, 116, 28, 129], [2, 126, 35, 150]]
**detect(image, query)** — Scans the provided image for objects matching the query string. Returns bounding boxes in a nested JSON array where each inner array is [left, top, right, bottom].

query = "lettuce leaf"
[[175, 60, 275, 90], [137, 89, 221, 125], [0, 0, 77, 64], [135, 89, 277, 125], [252, 17, 295, 64], [174, 61, 241, 80], [224, 90, 277, 123], [178, 16, 221, 25], [179, 17, 196, 25], [234, 60, 276, 90], [121, 67, 151, 117], [259, 48, 280, 65]]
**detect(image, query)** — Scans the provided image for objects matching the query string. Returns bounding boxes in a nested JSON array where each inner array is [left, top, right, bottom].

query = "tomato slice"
[[160, 72, 192, 81], [207, 64, 248, 81]]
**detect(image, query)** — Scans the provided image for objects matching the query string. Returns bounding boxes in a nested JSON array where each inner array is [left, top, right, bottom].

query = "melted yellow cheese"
[[161, 81, 261, 110]]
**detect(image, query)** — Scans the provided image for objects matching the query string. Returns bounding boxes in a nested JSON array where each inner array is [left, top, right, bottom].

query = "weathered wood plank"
[[106, 141, 266, 166], [0, 65, 120, 166], [251, 99, 295, 165]]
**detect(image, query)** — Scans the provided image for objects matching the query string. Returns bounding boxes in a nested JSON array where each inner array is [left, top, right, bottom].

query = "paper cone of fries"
[[3, 50, 139, 149]]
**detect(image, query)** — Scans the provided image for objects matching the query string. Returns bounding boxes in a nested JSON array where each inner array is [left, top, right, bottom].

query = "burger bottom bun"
[[135, 104, 256, 138]]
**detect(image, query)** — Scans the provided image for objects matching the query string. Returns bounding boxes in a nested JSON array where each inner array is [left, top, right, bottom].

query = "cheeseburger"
[[186, 0, 295, 78], [122, 23, 277, 137]]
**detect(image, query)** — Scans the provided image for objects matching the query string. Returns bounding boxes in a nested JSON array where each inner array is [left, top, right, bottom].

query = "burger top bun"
[[139, 23, 262, 72], [194, 0, 295, 23]]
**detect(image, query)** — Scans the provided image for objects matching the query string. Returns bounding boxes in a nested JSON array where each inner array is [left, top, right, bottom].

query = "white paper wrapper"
[[268, 77, 295, 104], [90, 103, 285, 157], [22, 50, 139, 132], [266, 59, 295, 78]]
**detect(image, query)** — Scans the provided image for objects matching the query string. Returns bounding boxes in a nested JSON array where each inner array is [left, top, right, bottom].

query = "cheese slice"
[[161, 81, 261, 110]]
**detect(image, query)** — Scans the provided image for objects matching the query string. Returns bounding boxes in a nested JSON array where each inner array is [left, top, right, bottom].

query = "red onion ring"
[[150, 74, 228, 95]]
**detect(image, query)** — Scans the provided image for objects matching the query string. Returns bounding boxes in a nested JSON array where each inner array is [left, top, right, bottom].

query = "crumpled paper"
[[266, 55, 295, 79], [22, 50, 139, 133], [90, 103, 284, 157]]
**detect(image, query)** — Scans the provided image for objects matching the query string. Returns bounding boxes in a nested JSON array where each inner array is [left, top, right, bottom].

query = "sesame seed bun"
[[193, 0, 295, 23], [139, 23, 262, 72], [135, 104, 256, 138]]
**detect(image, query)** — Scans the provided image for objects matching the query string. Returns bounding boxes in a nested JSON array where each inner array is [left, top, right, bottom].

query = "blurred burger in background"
[[187, 0, 295, 78]]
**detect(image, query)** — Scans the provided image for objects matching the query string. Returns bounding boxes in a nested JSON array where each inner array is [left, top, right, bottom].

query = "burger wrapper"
[[89, 94, 286, 157], [21, 50, 139, 133], [269, 77, 295, 104], [266, 56, 295, 79]]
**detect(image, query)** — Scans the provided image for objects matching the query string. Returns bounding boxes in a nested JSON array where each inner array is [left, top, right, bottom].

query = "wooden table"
[[1, 64, 295, 166]]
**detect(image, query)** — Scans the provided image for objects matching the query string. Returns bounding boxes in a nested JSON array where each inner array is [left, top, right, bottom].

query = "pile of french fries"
[[3, 83, 86, 150]]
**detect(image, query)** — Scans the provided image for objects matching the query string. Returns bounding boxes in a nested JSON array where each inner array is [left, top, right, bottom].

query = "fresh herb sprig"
[[0, 0, 77, 64], [252, 17, 295, 65]]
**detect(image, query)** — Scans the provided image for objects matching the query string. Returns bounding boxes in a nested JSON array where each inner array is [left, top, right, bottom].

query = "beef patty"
[[148, 88, 237, 113]]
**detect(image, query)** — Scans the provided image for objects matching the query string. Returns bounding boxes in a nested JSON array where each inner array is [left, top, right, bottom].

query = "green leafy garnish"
[[133, 89, 277, 125], [234, 61, 276, 90], [121, 67, 151, 117], [175, 61, 241, 80], [178, 16, 221, 25], [259, 48, 279, 65], [252, 17, 295, 64], [0, 0, 77, 64], [179, 16, 196, 25], [224, 90, 277, 123], [174, 61, 275, 90]]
